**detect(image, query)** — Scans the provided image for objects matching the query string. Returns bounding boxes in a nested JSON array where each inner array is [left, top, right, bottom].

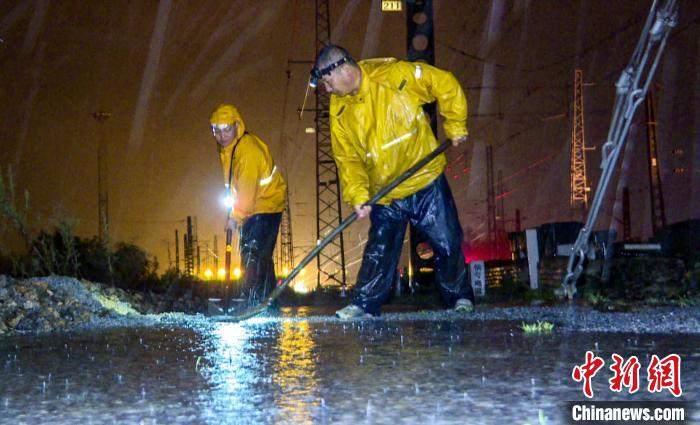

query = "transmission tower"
[[314, 0, 346, 290], [570, 69, 590, 212], [184, 216, 194, 276], [644, 90, 667, 236], [278, 190, 294, 274]]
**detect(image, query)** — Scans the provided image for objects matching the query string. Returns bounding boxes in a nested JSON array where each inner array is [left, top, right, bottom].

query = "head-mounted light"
[[309, 56, 348, 88], [211, 123, 233, 136]]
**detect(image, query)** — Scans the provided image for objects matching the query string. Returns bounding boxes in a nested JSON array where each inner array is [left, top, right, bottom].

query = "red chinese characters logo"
[[572, 351, 605, 398], [572, 352, 683, 398], [609, 354, 640, 394], [647, 354, 682, 397]]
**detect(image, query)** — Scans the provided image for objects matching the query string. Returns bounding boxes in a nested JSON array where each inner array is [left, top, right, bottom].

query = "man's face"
[[212, 122, 237, 147], [321, 65, 354, 97]]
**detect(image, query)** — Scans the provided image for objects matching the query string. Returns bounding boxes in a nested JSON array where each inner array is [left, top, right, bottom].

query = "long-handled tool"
[[223, 227, 233, 312], [218, 140, 452, 322]]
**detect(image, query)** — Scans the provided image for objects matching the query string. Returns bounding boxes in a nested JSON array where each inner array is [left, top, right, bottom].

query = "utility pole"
[[175, 229, 180, 274], [314, 0, 347, 291], [92, 110, 114, 285], [570, 70, 592, 216], [644, 90, 667, 237], [92, 111, 111, 243], [486, 144, 496, 260], [406, 0, 438, 285], [213, 234, 219, 272], [497, 169, 506, 258]]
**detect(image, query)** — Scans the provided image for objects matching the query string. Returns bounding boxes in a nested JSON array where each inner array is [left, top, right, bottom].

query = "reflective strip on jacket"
[[329, 58, 468, 206], [218, 132, 287, 221]]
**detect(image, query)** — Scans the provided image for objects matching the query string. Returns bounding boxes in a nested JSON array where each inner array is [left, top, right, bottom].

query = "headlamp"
[[211, 123, 233, 136], [309, 56, 348, 88]]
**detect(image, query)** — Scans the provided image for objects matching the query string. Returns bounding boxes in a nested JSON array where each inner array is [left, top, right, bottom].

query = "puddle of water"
[[0, 307, 697, 424]]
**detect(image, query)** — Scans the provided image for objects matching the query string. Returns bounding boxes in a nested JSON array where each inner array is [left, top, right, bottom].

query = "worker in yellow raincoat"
[[311, 44, 475, 318], [210, 104, 287, 305]]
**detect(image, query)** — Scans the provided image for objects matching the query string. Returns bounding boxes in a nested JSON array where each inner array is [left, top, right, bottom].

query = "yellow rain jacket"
[[211, 105, 286, 222], [329, 58, 468, 206]]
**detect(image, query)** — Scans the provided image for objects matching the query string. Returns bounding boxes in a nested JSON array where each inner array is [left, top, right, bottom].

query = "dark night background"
[[1, 1, 698, 289]]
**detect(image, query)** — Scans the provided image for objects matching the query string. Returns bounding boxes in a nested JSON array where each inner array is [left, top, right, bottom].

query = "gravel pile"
[[2, 274, 699, 336]]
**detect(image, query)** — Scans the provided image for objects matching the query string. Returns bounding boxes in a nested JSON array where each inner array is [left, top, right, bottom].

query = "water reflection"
[[200, 314, 321, 424], [199, 322, 265, 423], [0, 313, 697, 424], [273, 320, 319, 424]]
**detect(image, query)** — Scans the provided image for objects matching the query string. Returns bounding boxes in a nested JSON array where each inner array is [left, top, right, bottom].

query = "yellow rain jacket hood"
[[211, 104, 286, 221], [329, 58, 468, 206]]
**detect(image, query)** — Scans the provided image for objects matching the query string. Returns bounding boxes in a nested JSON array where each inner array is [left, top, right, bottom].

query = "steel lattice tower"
[[570, 69, 589, 209], [644, 91, 667, 236], [314, 0, 346, 290], [278, 190, 294, 274], [184, 216, 194, 276]]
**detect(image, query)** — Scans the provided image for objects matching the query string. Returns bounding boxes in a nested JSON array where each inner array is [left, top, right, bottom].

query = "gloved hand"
[[451, 135, 467, 147]]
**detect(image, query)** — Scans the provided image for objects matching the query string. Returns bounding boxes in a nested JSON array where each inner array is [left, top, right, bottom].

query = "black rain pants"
[[352, 174, 475, 315]]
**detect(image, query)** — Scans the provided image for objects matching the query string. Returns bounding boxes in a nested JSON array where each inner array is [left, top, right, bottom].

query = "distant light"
[[282, 266, 290, 276], [204, 269, 213, 279], [233, 267, 242, 278], [305, 127, 315, 134], [217, 268, 226, 278], [291, 280, 310, 294]]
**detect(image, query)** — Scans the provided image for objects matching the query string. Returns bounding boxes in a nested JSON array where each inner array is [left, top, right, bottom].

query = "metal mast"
[[570, 70, 589, 211], [644, 90, 667, 236], [314, 0, 346, 290], [562, 0, 678, 298]]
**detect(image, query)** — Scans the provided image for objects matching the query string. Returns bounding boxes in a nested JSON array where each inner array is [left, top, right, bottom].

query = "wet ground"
[[0, 306, 698, 424]]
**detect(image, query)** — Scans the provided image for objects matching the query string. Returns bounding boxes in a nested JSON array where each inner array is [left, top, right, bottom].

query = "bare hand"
[[354, 204, 372, 219], [451, 135, 467, 147]]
